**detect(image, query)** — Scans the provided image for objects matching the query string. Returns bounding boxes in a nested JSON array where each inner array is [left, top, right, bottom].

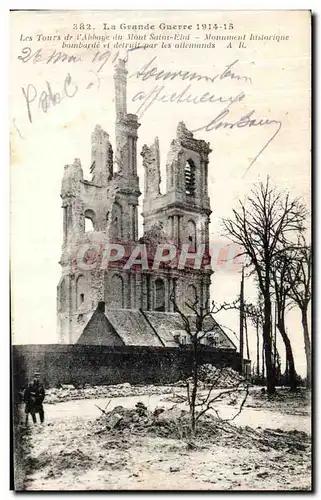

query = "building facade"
[[57, 59, 227, 348]]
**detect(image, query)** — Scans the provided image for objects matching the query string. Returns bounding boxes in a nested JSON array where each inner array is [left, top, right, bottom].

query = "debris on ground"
[[172, 365, 247, 390], [93, 402, 311, 454], [41, 366, 247, 404], [197, 365, 247, 388], [44, 383, 176, 404], [19, 388, 311, 491]]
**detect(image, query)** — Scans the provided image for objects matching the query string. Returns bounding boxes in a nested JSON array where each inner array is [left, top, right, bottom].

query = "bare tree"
[[271, 250, 298, 391], [286, 234, 311, 388], [222, 178, 307, 394], [169, 291, 247, 435]]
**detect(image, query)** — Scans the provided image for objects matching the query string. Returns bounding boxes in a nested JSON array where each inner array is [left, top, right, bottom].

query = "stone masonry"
[[57, 59, 213, 344]]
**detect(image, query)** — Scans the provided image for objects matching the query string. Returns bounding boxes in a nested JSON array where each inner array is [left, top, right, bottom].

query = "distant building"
[[57, 59, 236, 354]]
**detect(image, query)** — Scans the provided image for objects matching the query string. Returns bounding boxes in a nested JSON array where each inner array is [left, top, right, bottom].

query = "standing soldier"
[[24, 372, 45, 425]]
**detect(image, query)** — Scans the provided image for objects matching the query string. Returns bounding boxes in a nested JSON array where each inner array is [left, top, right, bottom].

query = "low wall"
[[12, 344, 242, 391]]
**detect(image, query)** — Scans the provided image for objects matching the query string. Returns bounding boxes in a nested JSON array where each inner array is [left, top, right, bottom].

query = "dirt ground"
[[17, 386, 311, 491]]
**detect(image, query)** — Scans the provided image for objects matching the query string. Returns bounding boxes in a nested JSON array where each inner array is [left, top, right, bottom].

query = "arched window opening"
[[76, 275, 86, 309], [185, 159, 196, 196], [84, 209, 95, 233], [110, 274, 124, 308], [187, 219, 197, 251], [154, 279, 165, 312], [111, 202, 123, 240], [187, 284, 197, 307], [85, 218, 94, 232]]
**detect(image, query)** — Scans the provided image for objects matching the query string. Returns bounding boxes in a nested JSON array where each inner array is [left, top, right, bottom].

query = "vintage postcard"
[[10, 10, 311, 491]]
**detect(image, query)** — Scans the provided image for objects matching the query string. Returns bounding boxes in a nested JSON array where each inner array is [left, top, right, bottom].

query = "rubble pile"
[[184, 365, 247, 389], [44, 383, 176, 404], [93, 401, 311, 453], [95, 402, 191, 439]]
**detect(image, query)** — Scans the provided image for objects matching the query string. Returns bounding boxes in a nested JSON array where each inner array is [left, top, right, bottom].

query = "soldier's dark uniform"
[[24, 373, 45, 424]]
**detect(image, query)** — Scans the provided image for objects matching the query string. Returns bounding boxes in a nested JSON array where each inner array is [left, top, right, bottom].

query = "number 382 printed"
[[73, 23, 93, 30]]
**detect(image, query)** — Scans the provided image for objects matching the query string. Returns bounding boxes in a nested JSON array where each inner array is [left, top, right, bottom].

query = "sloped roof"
[[78, 307, 237, 349], [77, 309, 124, 346], [105, 309, 163, 347], [142, 311, 184, 347], [145, 311, 236, 349]]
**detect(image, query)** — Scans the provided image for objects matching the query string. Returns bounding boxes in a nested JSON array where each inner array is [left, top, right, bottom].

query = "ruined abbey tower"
[[57, 59, 218, 346]]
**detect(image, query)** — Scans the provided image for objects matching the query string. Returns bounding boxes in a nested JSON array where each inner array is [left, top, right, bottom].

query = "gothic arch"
[[187, 284, 197, 307], [184, 158, 196, 196], [84, 209, 95, 232], [187, 219, 197, 251], [76, 275, 86, 308], [154, 278, 165, 312], [111, 202, 123, 240], [110, 274, 125, 308]]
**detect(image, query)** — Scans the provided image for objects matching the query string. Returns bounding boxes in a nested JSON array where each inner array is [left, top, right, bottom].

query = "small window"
[[84, 209, 95, 232], [174, 334, 180, 344], [76, 276, 85, 308], [207, 333, 218, 347], [181, 336, 187, 345], [187, 220, 197, 251], [184, 159, 196, 196], [85, 218, 94, 232]]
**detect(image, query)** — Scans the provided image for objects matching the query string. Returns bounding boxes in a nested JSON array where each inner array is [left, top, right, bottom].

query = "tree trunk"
[[276, 320, 297, 391], [285, 359, 289, 386], [190, 337, 198, 435], [256, 323, 260, 378], [264, 295, 276, 394], [245, 314, 250, 361], [301, 307, 311, 389]]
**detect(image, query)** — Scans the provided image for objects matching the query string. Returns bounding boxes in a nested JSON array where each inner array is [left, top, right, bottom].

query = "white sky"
[[10, 10, 310, 376]]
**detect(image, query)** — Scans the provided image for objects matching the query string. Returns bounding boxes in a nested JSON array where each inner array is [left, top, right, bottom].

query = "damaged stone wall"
[[141, 137, 161, 198], [57, 60, 215, 344], [91, 125, 113, 186]]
